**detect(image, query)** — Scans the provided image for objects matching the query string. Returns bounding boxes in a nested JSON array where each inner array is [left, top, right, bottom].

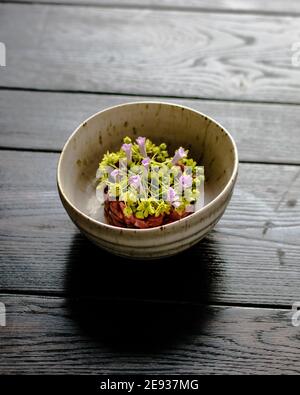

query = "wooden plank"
[[1, 0, 300, 15], [1, 4, 300, 103], [0, 295, 299, 374], [1, 90, 300, 165], [0, 150, 299, 306]]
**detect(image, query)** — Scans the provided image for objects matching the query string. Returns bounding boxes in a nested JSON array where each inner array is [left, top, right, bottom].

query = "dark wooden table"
[[0, 0, 300, 375]]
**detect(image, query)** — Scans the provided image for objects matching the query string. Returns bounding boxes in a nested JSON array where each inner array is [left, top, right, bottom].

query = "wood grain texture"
[[0, 294, 299, 374], [0, 150, 299, 306], [0, 4, 300, 103], [1, 90, 300, 165], [0, 1, 298, 375], [1, 0, 300, 15]]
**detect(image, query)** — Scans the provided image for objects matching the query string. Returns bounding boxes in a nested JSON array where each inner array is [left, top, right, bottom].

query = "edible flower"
[[111, 169, 121, 179], [136, 136, 147, 157], [172, 147, 187, 165], [142, 157, 150, 169], [167, 187, 181, 208], [179, 174, 193, 189], [129, 174, 141, 189], [121, 143, 132, 163], [97, 136, 204, 228]]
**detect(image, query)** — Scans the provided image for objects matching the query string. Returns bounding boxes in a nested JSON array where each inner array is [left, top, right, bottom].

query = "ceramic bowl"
[[57, 101, 238, 259]]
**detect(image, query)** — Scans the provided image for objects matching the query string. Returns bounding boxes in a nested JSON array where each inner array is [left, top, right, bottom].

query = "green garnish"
[[96, 136, 204, 222]]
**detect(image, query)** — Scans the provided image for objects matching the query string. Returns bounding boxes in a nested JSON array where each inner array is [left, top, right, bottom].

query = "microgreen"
[[96, 136, 204, 221]]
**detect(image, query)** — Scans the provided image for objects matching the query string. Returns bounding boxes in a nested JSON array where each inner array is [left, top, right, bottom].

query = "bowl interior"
[[58, 102, 237, 224]]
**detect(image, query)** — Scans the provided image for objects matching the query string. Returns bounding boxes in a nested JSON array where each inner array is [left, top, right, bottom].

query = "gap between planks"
[[0, 290, 294, 311], [1, 86, 300, 108], [1, 0, 300, 18], [0, 146, 298, 168]]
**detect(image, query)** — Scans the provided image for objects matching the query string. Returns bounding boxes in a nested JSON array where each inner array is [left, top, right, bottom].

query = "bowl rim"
[[57, 100, 239, 233]]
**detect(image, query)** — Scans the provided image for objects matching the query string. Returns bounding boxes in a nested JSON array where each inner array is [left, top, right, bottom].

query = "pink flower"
[[136, 136, 147, 157], [111, 169, 121, 179], [121, 143, 132, 162], [179, 174, 193, 189], [172, 147, 187, 165], [142, 157, 150, 169], [129, 174, 141, 189], [167, 187, 180, 208]]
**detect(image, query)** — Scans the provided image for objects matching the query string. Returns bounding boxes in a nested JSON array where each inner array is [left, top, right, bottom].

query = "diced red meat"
[[104, 199, 191, 229]]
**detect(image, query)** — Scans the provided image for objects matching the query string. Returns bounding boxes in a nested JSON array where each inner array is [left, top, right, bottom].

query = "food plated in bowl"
[[97, 136, 205, 229], [57, 101, 238, 259]]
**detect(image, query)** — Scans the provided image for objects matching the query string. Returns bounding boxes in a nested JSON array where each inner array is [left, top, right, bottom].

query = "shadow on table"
[[65, 232, 223, 352]]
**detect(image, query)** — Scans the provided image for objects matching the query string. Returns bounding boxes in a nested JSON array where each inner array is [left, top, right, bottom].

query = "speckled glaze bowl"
[[57, 102, 238, 259]]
